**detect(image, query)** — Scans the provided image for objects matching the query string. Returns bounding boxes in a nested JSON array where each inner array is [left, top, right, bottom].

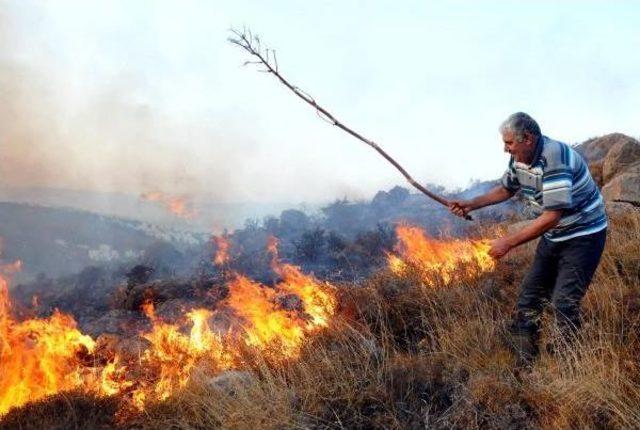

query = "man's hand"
[[449, 200, 474, 219], [489, 237, 512, 260], [488, 210, 562, 260]]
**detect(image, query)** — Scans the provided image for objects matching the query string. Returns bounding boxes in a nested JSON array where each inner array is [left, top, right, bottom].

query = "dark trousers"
[[512, 228, 607, 341]]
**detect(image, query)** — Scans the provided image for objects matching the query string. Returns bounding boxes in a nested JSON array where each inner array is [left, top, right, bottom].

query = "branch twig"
[[228, 28, 471, 221]]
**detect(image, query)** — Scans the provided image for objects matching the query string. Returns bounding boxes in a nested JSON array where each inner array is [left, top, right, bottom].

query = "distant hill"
[[0, 202, 205, 282], [0, 187, 301, 232]]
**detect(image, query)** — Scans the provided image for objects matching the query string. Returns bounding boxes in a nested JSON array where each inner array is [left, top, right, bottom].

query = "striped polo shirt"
[[501, 135, 607, 242]]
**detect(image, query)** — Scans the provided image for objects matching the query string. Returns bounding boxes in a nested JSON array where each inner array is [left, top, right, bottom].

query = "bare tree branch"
[[228, 27, 472, 220]]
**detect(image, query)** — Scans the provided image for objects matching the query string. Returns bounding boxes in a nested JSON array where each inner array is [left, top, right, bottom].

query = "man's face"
[[502, 129, 535, 164]]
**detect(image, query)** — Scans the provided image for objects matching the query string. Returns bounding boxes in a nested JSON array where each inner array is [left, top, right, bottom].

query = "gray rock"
[[602, 163, 640, 205], [575, 133, 636, 165], [602, 138, 640, 184]]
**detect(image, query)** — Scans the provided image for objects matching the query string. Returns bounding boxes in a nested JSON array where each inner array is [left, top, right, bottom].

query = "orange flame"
[[133, 308, 232, 406], [0, 277, 97, 415], [213, 236, 230, 266], [269, 240, 336, 330], [100, 356, 133, 396], [123, 236, 336, 409], [225, 275, 305, 356], [141, 299, 156, 322], [267, 235, 279, 267], [388, 224, 495, 285], [0, 235, 337, 416], [140, 191, 198, 220], [0, 256, 132, 416]]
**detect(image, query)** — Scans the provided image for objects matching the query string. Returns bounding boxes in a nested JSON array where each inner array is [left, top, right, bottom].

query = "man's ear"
[[524, 131, 534, 147]]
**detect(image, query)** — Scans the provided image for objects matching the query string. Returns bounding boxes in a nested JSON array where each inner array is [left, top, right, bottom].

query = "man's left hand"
[[489, 237, 512, 260]]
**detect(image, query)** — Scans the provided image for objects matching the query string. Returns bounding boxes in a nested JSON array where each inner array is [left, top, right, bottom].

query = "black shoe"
[[504, 332, 539, 370]]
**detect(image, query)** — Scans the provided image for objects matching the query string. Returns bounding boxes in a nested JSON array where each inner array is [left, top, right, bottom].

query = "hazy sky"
[[1, 1, 638, 204]]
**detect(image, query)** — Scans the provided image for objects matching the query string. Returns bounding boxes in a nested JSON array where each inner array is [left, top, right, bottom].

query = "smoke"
[[0, 3, 245, 202], [0, 3, 479, 208], [0, 3, 430, 208]]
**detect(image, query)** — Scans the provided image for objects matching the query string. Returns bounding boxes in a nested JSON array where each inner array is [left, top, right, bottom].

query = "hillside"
[[1, 209, 638, 430], [0, 202, 203, 282], [0, 133, 639, 429]]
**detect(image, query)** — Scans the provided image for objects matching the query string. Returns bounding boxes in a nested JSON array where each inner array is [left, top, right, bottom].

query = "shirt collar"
[[529, 135, 545, 167]]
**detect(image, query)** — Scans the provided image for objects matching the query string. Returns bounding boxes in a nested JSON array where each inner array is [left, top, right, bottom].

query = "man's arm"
[[449, 185, 514, 217], [489, 210, 562, 259]]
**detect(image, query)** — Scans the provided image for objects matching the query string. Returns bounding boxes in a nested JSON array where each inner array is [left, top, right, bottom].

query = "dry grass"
[[2, 211, 639, 430]]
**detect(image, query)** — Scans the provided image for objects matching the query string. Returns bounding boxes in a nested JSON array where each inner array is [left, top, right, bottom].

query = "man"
[[449, 112, 607, 366]]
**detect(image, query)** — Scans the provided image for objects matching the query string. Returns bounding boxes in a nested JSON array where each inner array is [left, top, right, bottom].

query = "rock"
[[575, 133, 640, 186], [602, 162, 640, 205], [206, 370, 256, 396], [606, 201, 640, 215], [587, 160, 604, 187], [575, 133, 635, 164], [602, 137, 640, 184]]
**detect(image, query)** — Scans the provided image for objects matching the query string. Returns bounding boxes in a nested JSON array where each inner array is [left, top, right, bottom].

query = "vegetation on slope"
[[1, 210, 639, 430]]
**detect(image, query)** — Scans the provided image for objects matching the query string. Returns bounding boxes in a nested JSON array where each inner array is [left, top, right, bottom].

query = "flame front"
[[129, 241, 337, 407], [225, 275, 305, 356], [0, 225, 492, 418], [134, 309, 232, 406], [140, 191, 198, 220], [0, 235, 337, 417], [0, 273, 97, 415], [388, 224, 495, 285]]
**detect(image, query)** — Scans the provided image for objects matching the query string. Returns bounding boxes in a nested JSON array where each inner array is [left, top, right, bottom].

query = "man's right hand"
[[449, 200, 474, 218]]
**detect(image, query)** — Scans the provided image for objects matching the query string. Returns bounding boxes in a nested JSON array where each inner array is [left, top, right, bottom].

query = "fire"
[[100, 356, 133, 396], [267, 235, 336, 328], [127, 237, 337, 407], [133, 309, 232, 406], [267, 235, 279, 258], [141, 299, 156, 321], [388, 224, 495, 285], [140, 191, 198, 220], [274, 264, 336, 329], [213, 235, 230, 266], [225, 275, 305, 356], [0, 256, 120, 416], [0, 235, 337, 417], [0, 279, 97, 415]]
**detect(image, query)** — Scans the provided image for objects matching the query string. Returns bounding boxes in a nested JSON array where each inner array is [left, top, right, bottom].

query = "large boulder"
[[602, 138, 640, 184], [601, 162, 640, 206], [585, 159, 604, 187], [575, 133, 636, 164], [575, 133, 640, 187]]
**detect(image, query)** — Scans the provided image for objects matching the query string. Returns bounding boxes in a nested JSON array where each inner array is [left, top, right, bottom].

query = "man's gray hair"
[[499, 112, 541, 143]]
